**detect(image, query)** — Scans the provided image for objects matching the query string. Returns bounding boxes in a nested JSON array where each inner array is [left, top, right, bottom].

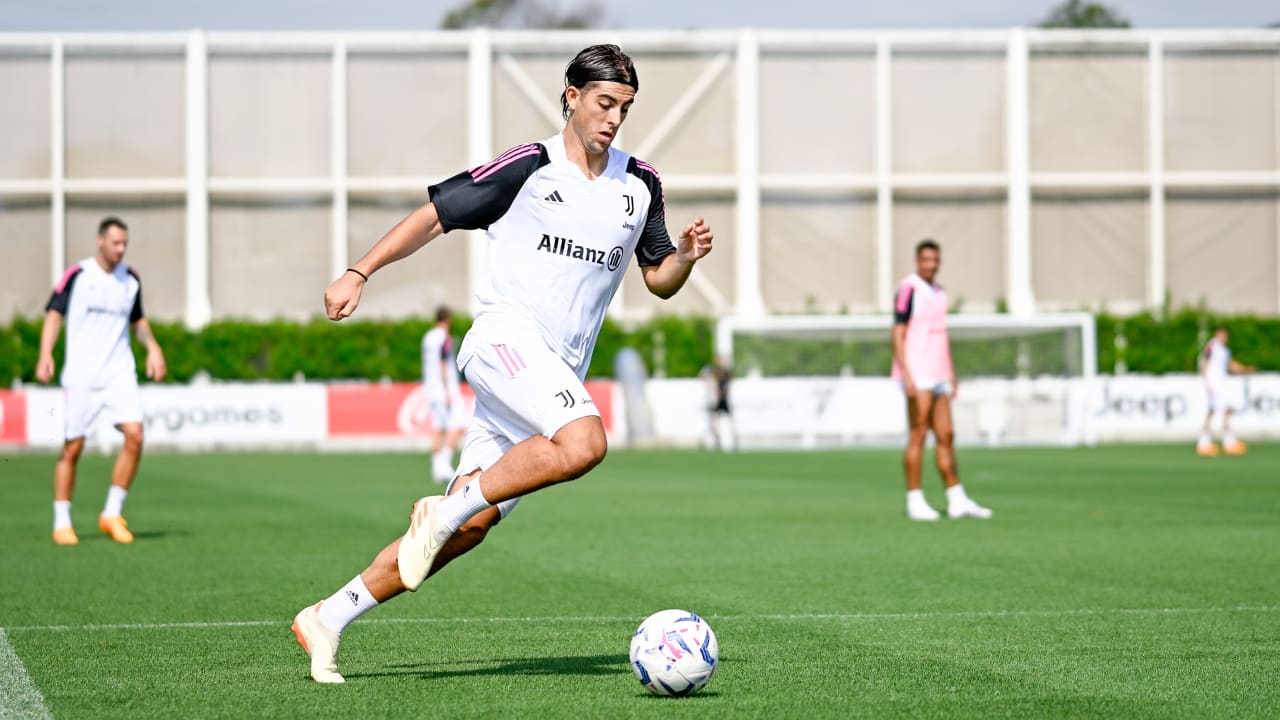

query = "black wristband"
[[345, 267, 369, 282]]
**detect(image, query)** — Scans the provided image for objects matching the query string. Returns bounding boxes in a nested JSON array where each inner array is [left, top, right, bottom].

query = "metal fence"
[[1, 28, 1278, 325]]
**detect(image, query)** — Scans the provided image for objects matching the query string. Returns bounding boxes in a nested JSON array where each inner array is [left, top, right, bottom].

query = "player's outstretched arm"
[[641, 217, 714, 299], [1229, 359, 1256, 374], [325, 201, 445, 321], [133, 318, 167, 382], [35, 309, 62, 384]]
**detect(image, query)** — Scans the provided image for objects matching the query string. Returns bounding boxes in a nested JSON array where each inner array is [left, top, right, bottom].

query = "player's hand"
[[676, 217, 714, 264], [325, 271, 364, 321], [903, 378, 917, 396], [35, 355, 55, 384], [950, 377, 959, 398], [146, 349, 167, 382]]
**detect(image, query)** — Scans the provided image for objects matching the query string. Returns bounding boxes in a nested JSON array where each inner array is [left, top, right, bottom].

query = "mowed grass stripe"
[[5, 604, 1280, 633]]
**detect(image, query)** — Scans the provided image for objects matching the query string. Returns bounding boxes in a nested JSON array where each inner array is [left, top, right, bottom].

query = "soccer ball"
[[629, 609, 719, 696]]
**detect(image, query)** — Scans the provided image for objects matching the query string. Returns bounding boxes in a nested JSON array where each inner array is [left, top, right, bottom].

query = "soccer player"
[[700, 354, 734, 451], [891, 239, 991, 522], [422, 305, 466, 483], [35, 216, 167, 545], [292, 44, 715, 683], [1197, 327, 1255, 456]]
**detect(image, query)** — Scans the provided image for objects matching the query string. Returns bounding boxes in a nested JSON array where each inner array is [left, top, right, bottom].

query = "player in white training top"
[[422, 305, 466, 483], [36, 217, 167, 545], [1196, 327, 1254, 456], [292, 45, 715, 684]]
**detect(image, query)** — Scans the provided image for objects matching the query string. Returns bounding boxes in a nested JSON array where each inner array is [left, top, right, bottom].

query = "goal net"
[[709, 313, 1097, 448]]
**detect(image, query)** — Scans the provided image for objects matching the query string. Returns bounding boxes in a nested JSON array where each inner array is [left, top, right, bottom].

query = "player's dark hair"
[[98, 216, 128, 235], [561, 44, 638, 120], [916, 238, 940, 256], [435, 305, 452, 323]]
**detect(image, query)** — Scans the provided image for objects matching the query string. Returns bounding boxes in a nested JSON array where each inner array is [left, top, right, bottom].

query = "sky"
[[2, 0, 1277, 31]]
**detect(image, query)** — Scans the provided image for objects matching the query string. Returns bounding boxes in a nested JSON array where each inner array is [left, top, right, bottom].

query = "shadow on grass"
[[347, 654, 628, 681]]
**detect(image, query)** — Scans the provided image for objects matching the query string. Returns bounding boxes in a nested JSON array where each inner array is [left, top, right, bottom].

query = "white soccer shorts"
[[427, 394, 469, 432], [1206, 383, 1231, 413], [63, 378, 143, 441], [448, 332, 602, 519], [899, 378, 954, 397]]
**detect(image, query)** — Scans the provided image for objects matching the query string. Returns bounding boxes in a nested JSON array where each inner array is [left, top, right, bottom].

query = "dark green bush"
[[2, 310, 1273, 386]]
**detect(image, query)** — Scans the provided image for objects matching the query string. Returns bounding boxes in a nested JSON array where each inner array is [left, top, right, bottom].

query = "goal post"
[[710, 313, 1097, 447]]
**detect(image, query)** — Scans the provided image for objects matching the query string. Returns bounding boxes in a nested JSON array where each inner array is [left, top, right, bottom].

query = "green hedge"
[[0, 314, 716, 385], [1, 310, 1273, 386]]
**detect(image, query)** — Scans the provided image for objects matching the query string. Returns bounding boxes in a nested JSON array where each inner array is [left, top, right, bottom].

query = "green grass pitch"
[[2, 444, 1278, 719]]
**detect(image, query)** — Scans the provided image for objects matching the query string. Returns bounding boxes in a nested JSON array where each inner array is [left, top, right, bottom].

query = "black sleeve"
[[428, 144, 550, 232], [127, 268, 145, 322], [628, 157, 677, 268], [893, 286, 914, 325], [45, 266, 81, 315]]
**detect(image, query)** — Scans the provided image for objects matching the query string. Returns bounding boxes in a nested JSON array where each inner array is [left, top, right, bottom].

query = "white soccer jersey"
[[429, 133, 675, 380], [1202, 338, 1231, 386], [421, 325, 461, 400], [45, 258, 144, 388]]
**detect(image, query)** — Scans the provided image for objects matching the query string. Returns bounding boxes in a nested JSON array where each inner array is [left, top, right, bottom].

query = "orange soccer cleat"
[[1196, 442, 1220, 457], [98, 514, 134, 544], [52, 527, 79, 545], [1223, 440, 1248, 456]]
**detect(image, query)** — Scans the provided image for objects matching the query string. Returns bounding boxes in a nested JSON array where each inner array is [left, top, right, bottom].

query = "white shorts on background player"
[[427, 394, 469, 431], [446, 326, 601, 519], [1205, 384, 1233, 413], [63, 378, 143, 441], [899, 378, 954, 397]]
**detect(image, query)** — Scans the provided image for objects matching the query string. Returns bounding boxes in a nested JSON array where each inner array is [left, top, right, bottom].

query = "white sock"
[[316, 575, 379, 635], [436, 475, 493, 534], [1223, 432, 1238, 445], [103, 486, 128, 517], [945, 484, 969, 506], [906, 489, 930, 508], [53, 501, 72, 530], [1198, 432, 1212, 446]]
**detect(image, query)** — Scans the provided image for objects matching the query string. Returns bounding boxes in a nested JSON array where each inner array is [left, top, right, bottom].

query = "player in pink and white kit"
[[891, 239, 991, 521]]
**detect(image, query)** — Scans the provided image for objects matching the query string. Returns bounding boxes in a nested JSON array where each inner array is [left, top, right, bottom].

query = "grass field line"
[[4, 604, 1277, 634], [0, 628, 54, 720]]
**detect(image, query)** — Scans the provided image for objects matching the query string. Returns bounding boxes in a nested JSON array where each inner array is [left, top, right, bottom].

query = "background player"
[[35, 217, 167, 545], [891, 239, 991, 522], [291, 44, 715, 683], [422, 305, 467, 482], [1197, 327, 1255, 456], [700, 354, 734, 451]]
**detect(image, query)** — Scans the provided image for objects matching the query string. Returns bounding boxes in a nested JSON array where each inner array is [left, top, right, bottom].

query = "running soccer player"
[[891, 239, 991, 522], [1197, 327, 1255, 456], [292, 44, 715, 683], [422, 305, 466, 483], [35, 216, 167, 545]]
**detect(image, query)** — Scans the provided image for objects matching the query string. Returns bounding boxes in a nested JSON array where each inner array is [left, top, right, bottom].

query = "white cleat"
[[397, 496, 450, 591], [907, 502, 941, 522], [292, 602, 344, 684], [948, 498, 994, 520]]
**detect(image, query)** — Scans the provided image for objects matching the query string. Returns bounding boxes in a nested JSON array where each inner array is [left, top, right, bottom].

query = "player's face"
[[916, 247, 940, 282], [97, 227, 129, 267], [566, 82, 635, 155]]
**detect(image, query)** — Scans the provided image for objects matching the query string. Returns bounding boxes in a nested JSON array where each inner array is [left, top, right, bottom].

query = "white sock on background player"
[[102, 485, 128, 517], [53, 500, 72, 529]]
